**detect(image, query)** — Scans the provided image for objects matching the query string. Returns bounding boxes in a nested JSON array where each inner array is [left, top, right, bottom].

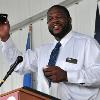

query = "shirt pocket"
[[57, 61, 82, 71]]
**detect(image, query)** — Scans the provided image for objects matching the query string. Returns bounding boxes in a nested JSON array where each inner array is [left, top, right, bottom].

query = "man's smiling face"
[[47, 7, 72, 40]]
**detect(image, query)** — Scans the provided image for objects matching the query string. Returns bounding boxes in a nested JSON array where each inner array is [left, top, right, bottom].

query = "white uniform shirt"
[[1, 31, 100, 100]]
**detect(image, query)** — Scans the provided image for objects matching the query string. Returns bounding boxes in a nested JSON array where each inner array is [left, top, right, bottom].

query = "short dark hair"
[[47, 5, 71, 18]]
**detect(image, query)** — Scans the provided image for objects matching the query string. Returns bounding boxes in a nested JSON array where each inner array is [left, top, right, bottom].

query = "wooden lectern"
[[0, 87, 60, 100]]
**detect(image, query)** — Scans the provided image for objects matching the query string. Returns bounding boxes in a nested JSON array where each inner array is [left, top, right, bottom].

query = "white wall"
[[0, 0, 98, 94], [0, 0, 64, 26], [69, 0, 97, 37]]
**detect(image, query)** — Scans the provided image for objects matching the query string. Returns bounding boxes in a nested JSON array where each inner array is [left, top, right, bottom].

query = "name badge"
[[66, 57, 77, 64]]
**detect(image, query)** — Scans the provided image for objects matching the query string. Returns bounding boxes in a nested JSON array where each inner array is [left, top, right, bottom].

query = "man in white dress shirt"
[[0, 5, 100, 100]]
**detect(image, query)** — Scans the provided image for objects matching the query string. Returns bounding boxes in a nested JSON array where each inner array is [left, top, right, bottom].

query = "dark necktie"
[[48, 42, 61, 87]]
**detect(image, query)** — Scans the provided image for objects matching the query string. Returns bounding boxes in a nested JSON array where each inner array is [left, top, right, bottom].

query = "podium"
[[0, 87, 60, 100]]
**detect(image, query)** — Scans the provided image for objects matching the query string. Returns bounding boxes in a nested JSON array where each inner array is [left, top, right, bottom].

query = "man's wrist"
[[63, 71, 68, 82], [1, 34, 10, 42]]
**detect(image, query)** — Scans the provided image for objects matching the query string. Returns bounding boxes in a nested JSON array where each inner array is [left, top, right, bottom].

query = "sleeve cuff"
[[1, 37, 15, 50], [67, 70, 84, 83]]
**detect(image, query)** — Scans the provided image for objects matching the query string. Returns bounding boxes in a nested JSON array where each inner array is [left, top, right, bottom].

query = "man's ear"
[[8, 22, 10, 29], [68, 17, 72, 24]]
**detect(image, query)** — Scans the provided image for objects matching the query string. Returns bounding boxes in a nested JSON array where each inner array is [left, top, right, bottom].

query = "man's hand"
[[43, 66, 68, 83], [0, 24, 10, 42]]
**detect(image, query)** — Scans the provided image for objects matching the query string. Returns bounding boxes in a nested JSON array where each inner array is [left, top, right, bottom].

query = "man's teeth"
[[54, 25, 58, 28]]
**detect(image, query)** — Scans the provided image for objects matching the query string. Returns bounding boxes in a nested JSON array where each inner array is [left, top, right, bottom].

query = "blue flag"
[[23, 32, 32, 88], [94, 4, 100, 43]]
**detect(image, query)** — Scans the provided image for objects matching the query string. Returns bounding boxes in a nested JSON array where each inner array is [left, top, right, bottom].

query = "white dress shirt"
[[1, 31, 100, 100]]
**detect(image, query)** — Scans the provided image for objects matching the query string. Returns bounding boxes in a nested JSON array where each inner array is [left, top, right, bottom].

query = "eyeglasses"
[[0, 14, 8, 24]]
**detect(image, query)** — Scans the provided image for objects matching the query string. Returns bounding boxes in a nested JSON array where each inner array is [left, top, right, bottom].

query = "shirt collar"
[[54, 31, 73, 47]]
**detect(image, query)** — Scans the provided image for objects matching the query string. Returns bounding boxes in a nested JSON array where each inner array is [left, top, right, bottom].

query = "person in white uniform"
[[0, 5, 100, 100]]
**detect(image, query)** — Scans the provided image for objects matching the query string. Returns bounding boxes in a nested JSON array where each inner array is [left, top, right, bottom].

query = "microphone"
[[0, 56, 23, 87]]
